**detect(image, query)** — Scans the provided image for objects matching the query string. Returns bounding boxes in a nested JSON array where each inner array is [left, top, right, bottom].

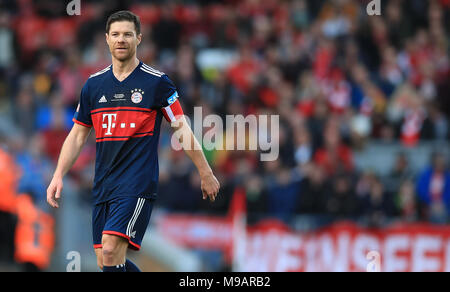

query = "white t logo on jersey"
[[102, 113, 117, 135]]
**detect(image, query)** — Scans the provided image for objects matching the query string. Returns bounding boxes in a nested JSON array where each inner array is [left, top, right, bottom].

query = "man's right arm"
[[47, 123, 92, 208]]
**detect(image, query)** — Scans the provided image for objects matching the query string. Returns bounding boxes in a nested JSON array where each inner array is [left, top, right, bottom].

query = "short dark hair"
[[106, 10, 141, 35]]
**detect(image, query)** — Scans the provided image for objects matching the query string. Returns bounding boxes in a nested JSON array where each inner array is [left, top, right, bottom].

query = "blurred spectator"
[[323, 68, 351, 115], [13, 87, 36, 137], [318, 0, 357, 39], [152, 3, 182, 52], [173, 44, 203, 107], [314, 117, 354, 175], [0, 147, 19, 263], [384, 152, 414, 194], [296, 71, 320, 118], [38, 95, 72, 163], [227, 43, 261, 97], [416, 152, 450, 223], [158, 151, 203, 213], [421, 102, 449, 141], [290, 0, 309, 31], [385, 0, 413, 50], [326, 174, 360, 220], [31, 51, 55, 99], [244, 174, 268, 223], [293, 124, 313, 166], [306, 98, 328, 150], [266, 167, 301, 222], [277, 122, 296, 168], [296, 163, 330, 215], [395, 179, 418, 222], [0, 11, 16, 69], [81, 31, 111, 68], [35, 91, 74, 131], [359, 176, 396, 227], [15, 133, 52, 208], [56, 48, 84, 107]]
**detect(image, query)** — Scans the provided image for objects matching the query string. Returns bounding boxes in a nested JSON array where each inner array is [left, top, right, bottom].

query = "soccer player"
[[46, 11, 220, 272]]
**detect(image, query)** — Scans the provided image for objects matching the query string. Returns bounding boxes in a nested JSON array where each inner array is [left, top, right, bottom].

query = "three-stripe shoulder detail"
[[140, 63, 164, 77], [89, 66, 111, 78]]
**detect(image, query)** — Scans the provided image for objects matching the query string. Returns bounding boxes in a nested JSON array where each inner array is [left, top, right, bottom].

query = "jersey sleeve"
[[154, 75, 184, 123], [73, 82, 93, 128]]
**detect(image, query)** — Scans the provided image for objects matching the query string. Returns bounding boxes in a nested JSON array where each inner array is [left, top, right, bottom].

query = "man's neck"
[[112, 57, 139, 81]]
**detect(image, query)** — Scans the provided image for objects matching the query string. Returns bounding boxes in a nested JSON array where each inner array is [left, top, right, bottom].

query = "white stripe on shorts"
[[127, 198, 144, 237]]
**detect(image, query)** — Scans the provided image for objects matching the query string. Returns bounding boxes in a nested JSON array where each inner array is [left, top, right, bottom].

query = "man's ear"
[[105, 33, 109, 43], [137, 33, 142, 46]]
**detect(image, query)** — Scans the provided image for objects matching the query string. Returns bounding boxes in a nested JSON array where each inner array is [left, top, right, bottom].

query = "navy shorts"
[[92, 196, 154, 250]]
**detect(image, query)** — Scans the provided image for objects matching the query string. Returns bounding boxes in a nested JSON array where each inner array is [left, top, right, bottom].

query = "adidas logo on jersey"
[[99, 95, 107, 103]]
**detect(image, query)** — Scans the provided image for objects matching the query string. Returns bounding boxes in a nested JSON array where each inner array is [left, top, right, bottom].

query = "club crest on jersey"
[[167, 91, 179, 105], [130, 88, 144, 104]]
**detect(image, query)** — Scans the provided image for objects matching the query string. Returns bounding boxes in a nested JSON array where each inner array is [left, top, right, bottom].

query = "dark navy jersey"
[[73, 61, 184, 205]]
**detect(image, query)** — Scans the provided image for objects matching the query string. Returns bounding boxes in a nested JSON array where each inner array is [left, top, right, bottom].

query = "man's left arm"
[[156, 75, 219, 201], [170, 115, 220, 202]]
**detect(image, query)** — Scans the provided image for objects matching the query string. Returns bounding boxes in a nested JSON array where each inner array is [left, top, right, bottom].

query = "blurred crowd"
[[0, 0, 449, 254]]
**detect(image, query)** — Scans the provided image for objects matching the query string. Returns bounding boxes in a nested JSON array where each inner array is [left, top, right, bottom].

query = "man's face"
[[106, 21, 141, 62]]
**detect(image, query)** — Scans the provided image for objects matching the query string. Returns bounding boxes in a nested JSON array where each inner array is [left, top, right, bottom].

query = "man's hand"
[[45, 123, 91, 208], [201, 172, 220, 202], [47, 176, 63, 208]]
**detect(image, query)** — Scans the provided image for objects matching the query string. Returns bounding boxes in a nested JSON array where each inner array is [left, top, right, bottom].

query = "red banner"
[[156, 215, 450, 272]]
